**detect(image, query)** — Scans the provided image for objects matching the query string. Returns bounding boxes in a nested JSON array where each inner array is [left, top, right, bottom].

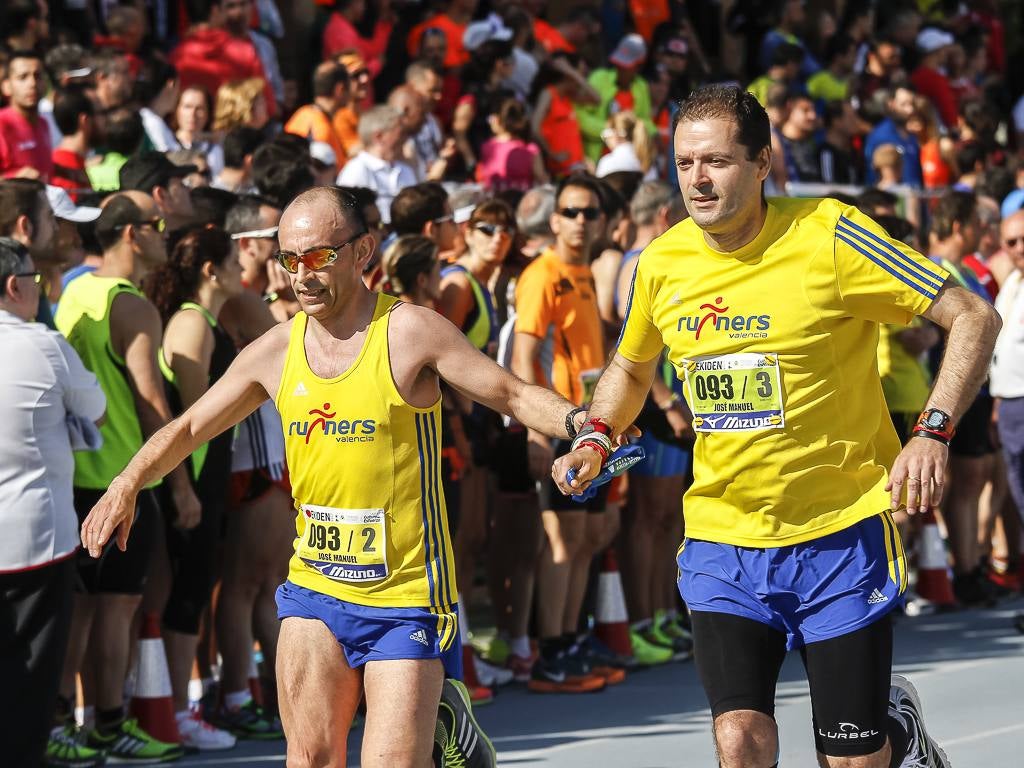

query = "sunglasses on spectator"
[[115, 217, 166, 233], [274, 232, 366, 273], [559, 207, 601, 221], [14, 271, 42, 285], [473, 222, 513, 237]]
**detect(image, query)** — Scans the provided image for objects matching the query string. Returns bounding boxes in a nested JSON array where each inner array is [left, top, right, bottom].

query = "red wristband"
[[575, 438, 609, 463], [582, 418, 612, 436]]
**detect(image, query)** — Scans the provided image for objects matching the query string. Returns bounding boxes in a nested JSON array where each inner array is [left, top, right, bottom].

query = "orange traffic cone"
[[129, 613, 180, 744], [594, 548, 633, 658], [915, 509, 956, 607], [247, 653, 264, 708]]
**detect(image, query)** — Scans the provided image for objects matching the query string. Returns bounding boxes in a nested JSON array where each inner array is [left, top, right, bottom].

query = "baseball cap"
[[610, 34, 647, 68], [45, 185, 101, 223], [916, 28, 955, 54], [119, 151, 197, 193], [309, 141, 338, 169], [463, 14, 513, 52]]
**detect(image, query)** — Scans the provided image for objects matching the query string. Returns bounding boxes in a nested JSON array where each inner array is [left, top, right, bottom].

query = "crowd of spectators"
[[1, 0, 1024, 765]]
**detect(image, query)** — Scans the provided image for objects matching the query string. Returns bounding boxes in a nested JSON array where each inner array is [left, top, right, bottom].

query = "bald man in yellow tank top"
[[79, 187, 592, 768]]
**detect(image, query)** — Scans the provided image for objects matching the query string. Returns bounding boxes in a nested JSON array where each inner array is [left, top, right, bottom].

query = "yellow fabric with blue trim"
[[276, 293, 457, 608], [617, 197, 949, 548]]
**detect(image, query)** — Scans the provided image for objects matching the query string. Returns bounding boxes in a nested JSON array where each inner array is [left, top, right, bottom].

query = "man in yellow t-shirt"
[[554, 86, 999, 768]]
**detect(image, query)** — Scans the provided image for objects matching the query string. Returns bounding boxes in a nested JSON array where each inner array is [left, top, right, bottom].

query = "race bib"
[[682, 353, 785, 433], [297, 505, 388, 582]]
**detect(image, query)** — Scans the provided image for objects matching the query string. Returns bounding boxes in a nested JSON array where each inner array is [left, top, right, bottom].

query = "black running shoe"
[[888, 675, 951, 767], [434, 679, 496, 767]]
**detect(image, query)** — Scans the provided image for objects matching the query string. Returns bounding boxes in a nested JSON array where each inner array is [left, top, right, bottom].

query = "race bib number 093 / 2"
[[298, 505, 388, 582], [682, 353, 785, 433]]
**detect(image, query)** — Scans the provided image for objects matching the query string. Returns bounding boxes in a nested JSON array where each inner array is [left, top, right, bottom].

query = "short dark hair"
[[251, 140, 315, 209], [0, 237, 30, 287], [95, 194, 144, 251], [555, 173, 603, 209], [856, 187, 899, 217], [957, 141, 986, 173], [134, 58, 177, 105], [53, 87, 94, 137], [390, 183, 448, 235], [771, 41, 805, 68], [184, 0, 221, 23], [222, 127, 265, 169], [594, 179, 627, 218], [337, 186, 378, 212], [225, 194, 278, 235], [103, 108, 145, 156], [930, 190, 977, 241], [1, 1, 43, 37], [0, 179, 46, 237], [5, 49, 43, 70], [822, 98, 849, 129], [313, 62, 350, 98], [189, 187, 239, 229], [672, 86, 771, 162]]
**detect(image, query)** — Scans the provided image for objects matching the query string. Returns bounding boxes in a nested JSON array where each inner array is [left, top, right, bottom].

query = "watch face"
[[925, 412, 946, 429]]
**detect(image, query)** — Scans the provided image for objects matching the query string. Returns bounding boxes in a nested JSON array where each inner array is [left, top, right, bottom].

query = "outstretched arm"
[[887, 281, 1001, 514], [408, 305, 577, 437], [81, 329, 287, 556]]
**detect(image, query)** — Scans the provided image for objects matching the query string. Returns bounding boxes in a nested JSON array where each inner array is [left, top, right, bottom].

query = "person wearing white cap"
[[576, 34, 656, 164], [910, 27, 958, 129], [45, 185, 100, 298]]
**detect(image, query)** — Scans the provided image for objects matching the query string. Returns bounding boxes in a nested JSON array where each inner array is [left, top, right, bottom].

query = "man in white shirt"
[[991, 210, 1024, 528], [336, 105, 416, 224], [0, 236, 106, 768]]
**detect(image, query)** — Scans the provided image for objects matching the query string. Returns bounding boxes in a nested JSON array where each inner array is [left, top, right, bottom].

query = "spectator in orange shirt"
[[407, 0, 478, 70], [322, 0, 393, 80], [285, 61, 351, 175], [532, 7, 600, 55], [332, 52, 372, 160]]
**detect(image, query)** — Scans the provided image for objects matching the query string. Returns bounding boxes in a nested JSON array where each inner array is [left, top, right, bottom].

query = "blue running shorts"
[[677, 512, 906, 650], [630, 431, 691, 477], [276, 581, 462, 679]]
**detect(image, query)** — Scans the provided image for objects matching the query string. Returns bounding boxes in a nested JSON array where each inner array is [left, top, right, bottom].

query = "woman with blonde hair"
[[596, 110, 656, 179], [213, 78, 269, 133]]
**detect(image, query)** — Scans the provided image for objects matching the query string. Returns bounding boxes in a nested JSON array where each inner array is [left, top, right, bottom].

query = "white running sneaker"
[[889, 675, 951, 767], [177, 710, 237, 751], [474, 654, 514, 688]]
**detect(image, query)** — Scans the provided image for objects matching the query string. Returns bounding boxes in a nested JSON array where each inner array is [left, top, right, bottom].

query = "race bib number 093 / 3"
[[682, 353, 785, 433], [298, 505, 388, 582]]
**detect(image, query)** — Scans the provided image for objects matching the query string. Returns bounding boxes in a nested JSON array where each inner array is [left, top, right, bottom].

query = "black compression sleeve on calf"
[[887, 715, 909, 768]]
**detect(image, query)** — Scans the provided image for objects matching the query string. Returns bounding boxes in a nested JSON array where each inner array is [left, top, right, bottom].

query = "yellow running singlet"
[[276, 293, 457, 609]]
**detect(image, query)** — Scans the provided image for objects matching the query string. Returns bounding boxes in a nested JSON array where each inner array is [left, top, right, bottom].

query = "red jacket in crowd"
[[170, 27, 277, 117]]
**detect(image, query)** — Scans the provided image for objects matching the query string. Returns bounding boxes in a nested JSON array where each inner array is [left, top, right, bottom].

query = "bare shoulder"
[[110, 290, 159, 327], [388, 300, 462, 356]]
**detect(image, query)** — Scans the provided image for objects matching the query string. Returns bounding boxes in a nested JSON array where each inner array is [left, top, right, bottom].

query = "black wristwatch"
[[919, 408, 953, 432], [565, 406, 588, 438]]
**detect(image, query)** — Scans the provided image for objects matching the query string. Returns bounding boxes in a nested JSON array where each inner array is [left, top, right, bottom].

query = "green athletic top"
[[55, 273, 158, 490]]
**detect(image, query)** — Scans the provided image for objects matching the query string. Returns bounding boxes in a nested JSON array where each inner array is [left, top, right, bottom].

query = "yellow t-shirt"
[[617, 197, 949, 547], [807, 70, 849, 102], [275, 294, 457, 611]]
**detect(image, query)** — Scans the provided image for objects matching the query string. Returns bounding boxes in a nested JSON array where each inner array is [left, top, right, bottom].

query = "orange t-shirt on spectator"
[[514, 248, 604, 406], [539, 87, 585, 177], [332, 107, 361, 160], [629, 0, 670, 43], [407, 14, 469, 69], [285, 106, 346, 173], [920, 139, 952, 189]]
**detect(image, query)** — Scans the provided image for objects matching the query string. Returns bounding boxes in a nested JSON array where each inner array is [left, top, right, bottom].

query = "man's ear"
[[151, 185, 168, 211], [15, 214, 34, 242], [756, 145, 772, 182]]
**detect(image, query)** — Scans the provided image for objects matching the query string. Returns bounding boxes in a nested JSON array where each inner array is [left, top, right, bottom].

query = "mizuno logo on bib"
[[682, 353, 785, 433]]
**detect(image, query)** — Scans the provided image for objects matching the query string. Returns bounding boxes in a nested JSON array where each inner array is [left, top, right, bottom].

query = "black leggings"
[[160, 482, 225, 635], [692, 610, 893, 758]]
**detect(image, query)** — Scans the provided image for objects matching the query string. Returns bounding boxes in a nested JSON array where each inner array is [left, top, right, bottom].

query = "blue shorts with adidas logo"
[[276, 581, 462, 679], [677, 512, 907, 650]]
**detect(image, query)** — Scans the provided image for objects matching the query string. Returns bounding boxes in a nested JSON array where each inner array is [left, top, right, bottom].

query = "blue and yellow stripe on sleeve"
[[835, 215, 946, 300]]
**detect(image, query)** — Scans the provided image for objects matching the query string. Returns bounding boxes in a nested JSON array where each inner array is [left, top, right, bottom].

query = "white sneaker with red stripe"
[[176, 710, 237, 751]]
